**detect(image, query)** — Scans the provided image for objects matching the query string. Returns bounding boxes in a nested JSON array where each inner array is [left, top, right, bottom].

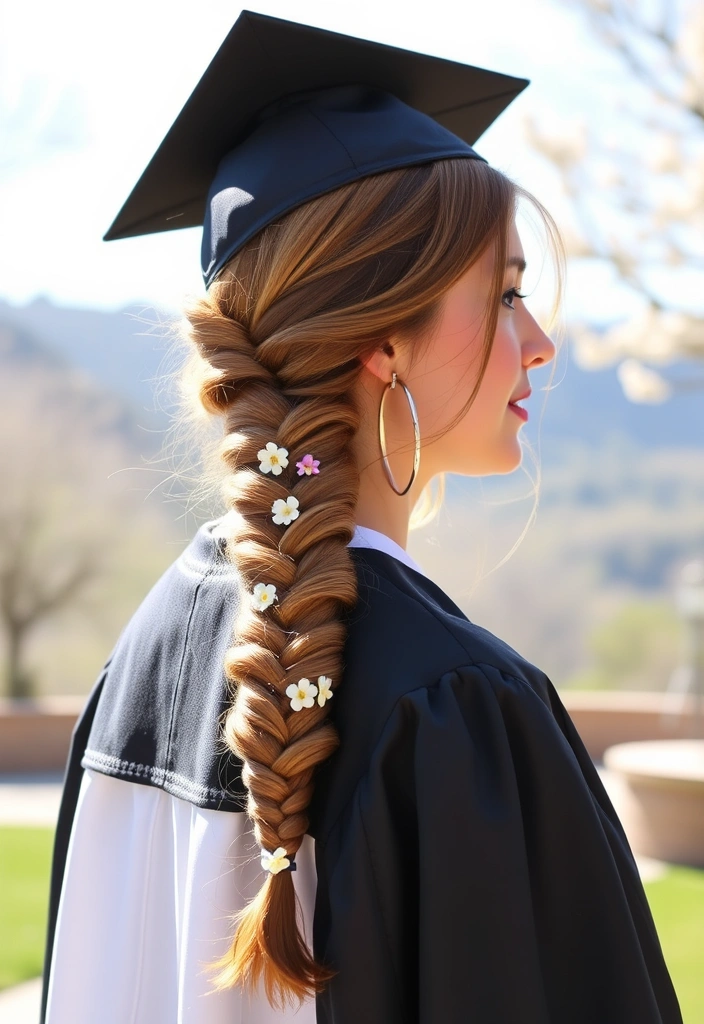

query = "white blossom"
[[257, 442, 289, 475], [316, 675, 333, 707], [251, 582, 277, 611], [261, 846, 291, 874], [271, 496, 300, 525], [617, 359, 672, 404], [286, 677, 318, 711]]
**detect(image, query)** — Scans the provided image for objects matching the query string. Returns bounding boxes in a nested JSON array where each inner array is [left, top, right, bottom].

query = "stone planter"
[[603, 740, 704, 868], [560, 690, 700, 763], [0, 697, 85, 774]]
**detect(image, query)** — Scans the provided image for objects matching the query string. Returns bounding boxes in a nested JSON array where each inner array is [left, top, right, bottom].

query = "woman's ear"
[[359, 341, 396, 383]]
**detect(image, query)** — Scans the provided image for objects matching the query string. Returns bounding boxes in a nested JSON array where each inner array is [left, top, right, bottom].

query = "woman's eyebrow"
[[506, 256, 527, 272]]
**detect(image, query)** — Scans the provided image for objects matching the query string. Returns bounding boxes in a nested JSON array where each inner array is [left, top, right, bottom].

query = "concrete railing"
[[560, 690, 701, 762], [0, 690, 700, 774], [0, 697, 86, 773]]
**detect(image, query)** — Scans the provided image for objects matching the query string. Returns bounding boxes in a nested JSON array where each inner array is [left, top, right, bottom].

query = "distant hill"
[[0, 313, 166, 455], [1, 295, 701, 457], [0, 316, 70, 371], [0, 297, 178, 436]]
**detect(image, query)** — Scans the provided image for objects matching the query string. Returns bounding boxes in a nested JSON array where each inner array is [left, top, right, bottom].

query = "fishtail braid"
[[185, 286, 361, 1006]]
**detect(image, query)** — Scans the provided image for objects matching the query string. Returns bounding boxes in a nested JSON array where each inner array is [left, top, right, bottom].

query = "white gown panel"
[[45, 769, 318, 1024]]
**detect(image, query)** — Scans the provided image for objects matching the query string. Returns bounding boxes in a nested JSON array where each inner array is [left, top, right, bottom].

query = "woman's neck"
[[354, 468, 412, 550]]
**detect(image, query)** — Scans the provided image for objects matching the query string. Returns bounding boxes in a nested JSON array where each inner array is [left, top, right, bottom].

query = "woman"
[[41, 11, 683, 1024]]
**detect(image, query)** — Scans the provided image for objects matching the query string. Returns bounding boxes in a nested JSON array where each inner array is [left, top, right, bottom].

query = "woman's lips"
[[508, 401, 528, 422]]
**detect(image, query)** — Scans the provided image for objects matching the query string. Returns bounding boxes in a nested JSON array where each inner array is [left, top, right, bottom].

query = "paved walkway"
[[0, 767, 671, 1021], [0, 773, 63, 828], [0, 977, 42, 1023]]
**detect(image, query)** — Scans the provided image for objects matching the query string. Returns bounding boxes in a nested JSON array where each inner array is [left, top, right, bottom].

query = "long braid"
[[186, 286, 362, 1005], [176, 157, 562, 1007]]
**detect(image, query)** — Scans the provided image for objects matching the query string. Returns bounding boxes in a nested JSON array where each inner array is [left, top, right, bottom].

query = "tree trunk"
[[5, 622, 35, 699]]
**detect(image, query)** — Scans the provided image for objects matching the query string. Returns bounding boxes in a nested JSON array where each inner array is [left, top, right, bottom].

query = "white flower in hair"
[[261, 846, 291, 874], [251, 582, 277, 611], [316, 675, 333, 707], [286, 677, 318, 711], [257, 442, 289, 475], [271, 495, 300, 525]]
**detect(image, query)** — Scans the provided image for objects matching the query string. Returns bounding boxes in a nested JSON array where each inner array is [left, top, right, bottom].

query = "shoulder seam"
[[350, 556, 471, 660], [352, 555, 533, 681], [164, 565, 218, 771]]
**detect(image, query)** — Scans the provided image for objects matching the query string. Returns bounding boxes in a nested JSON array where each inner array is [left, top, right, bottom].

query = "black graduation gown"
[[41, 519, 683, 1024]]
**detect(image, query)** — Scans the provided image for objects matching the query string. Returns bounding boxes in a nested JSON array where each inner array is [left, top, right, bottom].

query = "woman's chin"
[[450, 441, 524, 477], [491, 439, 525, 475]]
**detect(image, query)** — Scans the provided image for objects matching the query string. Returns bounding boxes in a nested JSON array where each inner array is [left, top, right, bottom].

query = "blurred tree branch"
[[0, 367, 112, 698], [526, 0, 704, 399], [0, 346, 180, 699]]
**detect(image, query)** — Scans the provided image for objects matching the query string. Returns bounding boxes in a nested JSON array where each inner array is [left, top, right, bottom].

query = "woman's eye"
[[502, 287, 527, 309]]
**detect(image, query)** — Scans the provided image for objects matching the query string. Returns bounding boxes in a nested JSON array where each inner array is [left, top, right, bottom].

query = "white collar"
[[347, 524, 427, 578], [211, 513, 427, 579]]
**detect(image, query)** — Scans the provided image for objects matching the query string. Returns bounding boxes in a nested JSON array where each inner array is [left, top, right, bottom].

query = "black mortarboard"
[[104, 10, 529, 288]]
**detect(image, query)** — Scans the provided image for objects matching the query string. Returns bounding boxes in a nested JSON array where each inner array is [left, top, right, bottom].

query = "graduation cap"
[[104, 10, 529, 288]]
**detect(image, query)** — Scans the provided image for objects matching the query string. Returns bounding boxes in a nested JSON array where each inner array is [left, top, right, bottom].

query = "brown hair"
[[175, 158, 563, 1008]]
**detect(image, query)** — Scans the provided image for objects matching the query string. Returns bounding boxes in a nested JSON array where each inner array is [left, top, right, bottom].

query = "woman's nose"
[[523, 315, 556, 368]]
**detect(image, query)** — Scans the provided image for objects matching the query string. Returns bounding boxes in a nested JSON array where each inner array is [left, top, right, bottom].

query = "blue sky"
[[0, 0, 656, 322]]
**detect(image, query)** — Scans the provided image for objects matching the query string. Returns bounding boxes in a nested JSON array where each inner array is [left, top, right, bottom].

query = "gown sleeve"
[[313, 662, 684, 1024]]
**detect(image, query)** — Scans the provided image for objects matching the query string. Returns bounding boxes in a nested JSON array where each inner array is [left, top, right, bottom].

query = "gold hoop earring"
[[378, 372, 421, 496]]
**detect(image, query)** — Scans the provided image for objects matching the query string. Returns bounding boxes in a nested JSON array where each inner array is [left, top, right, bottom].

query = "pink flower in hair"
[[296, 454, 320, 476]]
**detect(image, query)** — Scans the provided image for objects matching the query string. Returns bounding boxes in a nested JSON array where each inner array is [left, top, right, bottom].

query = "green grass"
[[644, 864, 704, 1024], [0, 827, 54, 990], [0, 826, 702, 1020]]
